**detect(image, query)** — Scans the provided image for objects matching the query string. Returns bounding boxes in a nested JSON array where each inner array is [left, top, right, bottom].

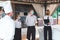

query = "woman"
[[14, 15, 22, 40], [44, 9, 53, 40]]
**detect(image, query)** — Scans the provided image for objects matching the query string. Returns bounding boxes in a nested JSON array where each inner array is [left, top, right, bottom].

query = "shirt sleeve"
[[35, 16, 37, 23], [25, 16, 28, 25], [43, 16, 47, 24], [50, 16, 53, 25], [15, 20, 22, 28]]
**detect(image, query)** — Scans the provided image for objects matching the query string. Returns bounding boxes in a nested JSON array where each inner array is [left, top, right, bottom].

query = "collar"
[[4, 15, 11, 19]]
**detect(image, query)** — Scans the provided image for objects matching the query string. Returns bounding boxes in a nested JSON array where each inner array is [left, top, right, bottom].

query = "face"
[[8, 12, 14, 17], [10, 12, 14, 19], [10, 12, 14, 16], [0, 10, 3, 15], [46, 10, 50, 15], [30, 10, 34, 15]]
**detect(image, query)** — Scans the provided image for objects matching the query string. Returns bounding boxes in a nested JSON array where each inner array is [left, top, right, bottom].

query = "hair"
[[45, 9, 50, 15], [0, 7, 4, 12], [28, 8, 34, 12], [0, 7, 3, 11]]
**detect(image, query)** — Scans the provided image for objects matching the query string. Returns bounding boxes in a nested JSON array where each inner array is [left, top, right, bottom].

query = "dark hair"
[[28, 8, 34, 12], [0, 7, 5, 12], [0, 7, 3, 11]]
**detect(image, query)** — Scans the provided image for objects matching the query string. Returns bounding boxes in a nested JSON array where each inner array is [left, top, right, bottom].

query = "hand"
[[26, 39, 28, 40], [48, 22, 50, 25]]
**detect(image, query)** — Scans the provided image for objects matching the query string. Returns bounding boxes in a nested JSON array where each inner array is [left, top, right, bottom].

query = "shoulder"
[[0, 18, 3, 24], [26, 15, 30, 18], [0, 17, 5, 22], [26, 15, 29, 17], [44, 16, 47, 19], [49, 16, 53, 19], [33, 15, 37, 18], [11, 19, 15, 23], [26, 15, 28, 17]]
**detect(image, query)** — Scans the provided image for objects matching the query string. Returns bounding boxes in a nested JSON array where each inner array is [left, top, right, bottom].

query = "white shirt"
[[26, 15, 37, 26], [15, 19, 21, 28], [0, 15, 15, 40], [44, 15, 53, 26]]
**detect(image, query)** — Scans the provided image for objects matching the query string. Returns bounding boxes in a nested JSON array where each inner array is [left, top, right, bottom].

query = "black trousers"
[[27, 26, 36, 40], [14, 28, 21, 40], [44, 26, 52, 40]]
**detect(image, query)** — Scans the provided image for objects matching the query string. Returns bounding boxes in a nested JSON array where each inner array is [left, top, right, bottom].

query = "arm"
[[42, 16, 45, 26], [33, 16, 37, 28], [50, 16, 53, 25], [25, 16, 28, 26], [6, 21, 15, 40]]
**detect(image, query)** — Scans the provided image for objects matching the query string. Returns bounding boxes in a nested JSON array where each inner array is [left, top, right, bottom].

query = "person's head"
[[3, 1, 13, 17], [45, 9, 50, 15], [28, 9, 34, 16], [0, 7, 3, 15]]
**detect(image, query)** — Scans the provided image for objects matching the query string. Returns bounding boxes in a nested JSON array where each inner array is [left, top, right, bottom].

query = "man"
[[0, 1, 15, 40], [26, 9, 37, 40], [44, 9, 53, 40]]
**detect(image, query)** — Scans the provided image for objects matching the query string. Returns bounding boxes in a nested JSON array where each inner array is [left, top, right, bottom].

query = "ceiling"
[[13, 0, 60, 4]]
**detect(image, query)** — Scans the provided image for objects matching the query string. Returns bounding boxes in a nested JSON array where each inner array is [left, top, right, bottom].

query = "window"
[[52, 6, 60, 18], [52, 6, 60, 24]]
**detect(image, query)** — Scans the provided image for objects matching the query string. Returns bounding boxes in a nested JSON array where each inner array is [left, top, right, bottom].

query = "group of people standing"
[[14, 9, 53, 40], [0, 1, 53, 40], [14, 9, 37, 40]]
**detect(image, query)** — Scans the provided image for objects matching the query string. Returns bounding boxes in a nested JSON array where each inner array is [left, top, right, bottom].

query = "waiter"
[[44, 9, 53, 40], [14, 15, 21, 40], [0, 1, 15, 40], [26, 9, 37, 40]]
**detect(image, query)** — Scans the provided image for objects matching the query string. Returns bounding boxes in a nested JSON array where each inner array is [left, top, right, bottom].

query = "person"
[[0, 1, 15, 40], [14, 15, 22, 40], [26, 9, 37, 40], [0, 1, 6, 18], [0, 7, 3, 19], [44, 9, 53, 40]]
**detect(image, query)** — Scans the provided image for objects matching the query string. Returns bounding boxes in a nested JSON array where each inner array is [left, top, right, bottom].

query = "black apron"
[[44, 17, 49, 25]]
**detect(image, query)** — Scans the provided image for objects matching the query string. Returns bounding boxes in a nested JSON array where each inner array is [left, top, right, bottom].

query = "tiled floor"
[[21, 25, 60, 40], [21, 27, 40, 40], [22, 35, 26, 40], [22, 35, 39, 40]]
